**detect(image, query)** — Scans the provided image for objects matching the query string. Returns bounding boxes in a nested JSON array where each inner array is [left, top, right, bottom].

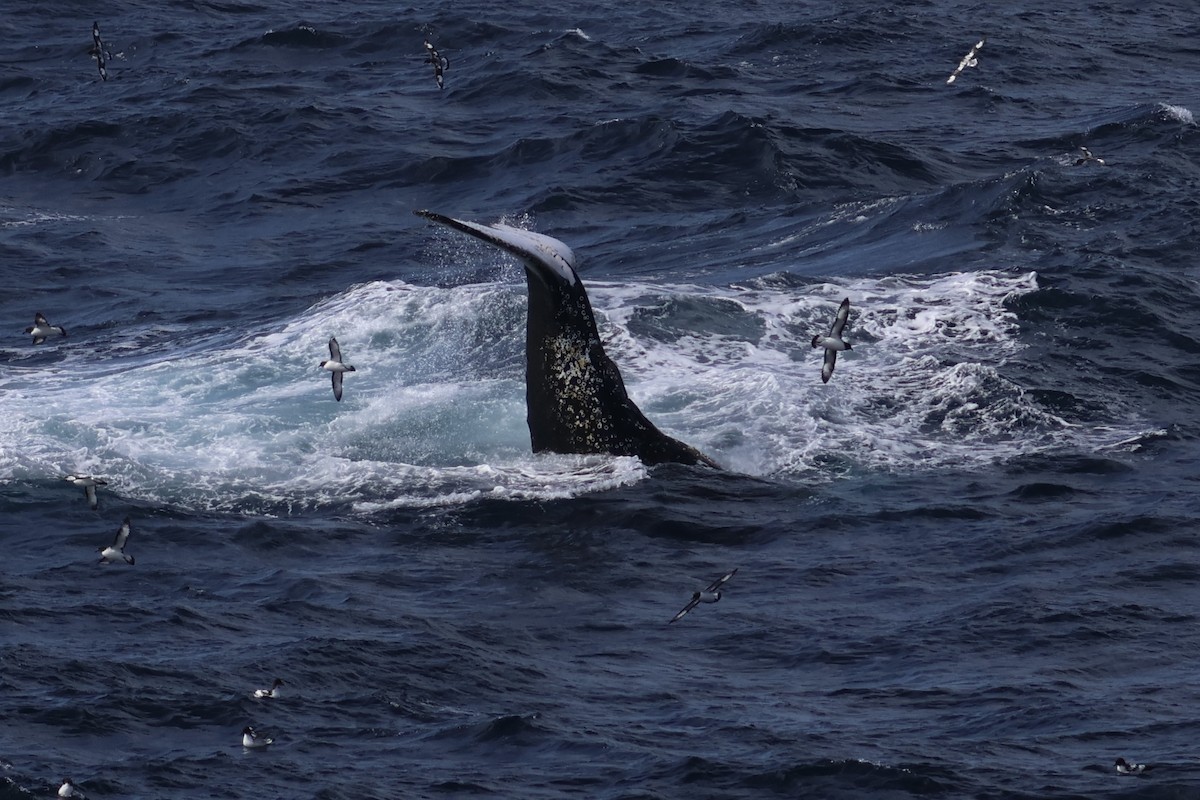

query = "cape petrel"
[[242, 725, 274, 749], [669, 568, 738, 624], [58, 779, 85, 798], [320, 337, 356, 402], [63, 474, 107, 510], [98, 516, 134, 565], [424, 39, 449, 89], [1113, 758, 1152, 775], [26, 311, 67, 344], [811, 297, 852, 384], [946, 37, 985, 84], [1075, 146, 1107, 166], [90, 22, 110, 81]]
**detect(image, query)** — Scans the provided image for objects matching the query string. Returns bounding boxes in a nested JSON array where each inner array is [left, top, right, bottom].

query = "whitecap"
[[0, 270, 1153, 512], [1158, 103, 1194, 125]]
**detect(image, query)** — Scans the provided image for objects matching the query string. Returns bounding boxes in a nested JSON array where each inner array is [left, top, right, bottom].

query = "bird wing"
[[85, 484, 98, 509], [332, 371, 343, 402], [35, 312, 49, 327], [946, 38, 984, 84], [112, 517, 131, 550], [821, 349, 837, 383], [705, 568, 739, 593], [328, 337, 342, 362], [669, 595, 701, 624], [829, 297, 851, 338]]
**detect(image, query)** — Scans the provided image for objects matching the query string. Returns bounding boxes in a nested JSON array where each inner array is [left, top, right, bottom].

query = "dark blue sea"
[[3, 1, 1199, 797]]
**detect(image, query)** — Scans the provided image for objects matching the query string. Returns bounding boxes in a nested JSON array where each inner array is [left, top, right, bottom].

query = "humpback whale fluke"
[[415, 210, 719, 469]]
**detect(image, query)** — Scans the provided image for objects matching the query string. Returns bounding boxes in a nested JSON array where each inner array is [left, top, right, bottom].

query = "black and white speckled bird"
[[946, 37, 985, 84], [254, 678, 284, 699], [811, 297, 852, 383], [242, 725, 274, 749], [58, 778, 85, 798], [1075, 146, 1107, 166], [424, 39, 449, 89], [319, 337, 356, 402], [668, 568, 738, 624], [90, 22, 109, 81], [63, 474, 107, 510], [98, 517, 134, 565], [26, 312, 66, 344], [1113, 758, 1152, 775]]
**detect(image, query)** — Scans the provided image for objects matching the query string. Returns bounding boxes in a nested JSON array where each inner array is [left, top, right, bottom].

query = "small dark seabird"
[[26, 311, 67, 344], [58, 779, 85, 798], [424, 39, 449, 89], [63, 474, 107, 510], [98, 516, 134, 565], [254, 678, 284, 698], [811, 297, 852, 384], [90, 22, 110, 81], [669, 568, 738, 624], [1113, 758, 1153, 775], [1075, 146, 1107, 166], [946, 37, 985, 84], [319, 337, 355, 402], [242, 725, 274, 749]]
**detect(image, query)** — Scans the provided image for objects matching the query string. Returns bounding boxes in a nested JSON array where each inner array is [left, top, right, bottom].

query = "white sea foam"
[[0, 270, 1152, 512], [0, 206, 89, 228], [590, 269, 1148, 477], [1158, 103, 1194, 125]]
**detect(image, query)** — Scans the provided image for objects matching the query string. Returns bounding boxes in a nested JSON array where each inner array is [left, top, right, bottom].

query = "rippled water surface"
[[3, 1, 1199, 798]]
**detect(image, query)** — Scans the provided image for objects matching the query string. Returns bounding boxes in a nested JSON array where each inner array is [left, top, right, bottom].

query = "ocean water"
[[2, 1, 1199, 797]]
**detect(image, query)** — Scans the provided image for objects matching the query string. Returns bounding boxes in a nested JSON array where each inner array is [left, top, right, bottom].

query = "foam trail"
[[591, 269, 1151, 477], [1158, 103, 1194, 125], [0, 271, 1154, 512]]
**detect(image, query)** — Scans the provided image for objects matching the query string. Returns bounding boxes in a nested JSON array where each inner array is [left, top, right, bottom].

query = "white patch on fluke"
[[441, 216, 579, 286]]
